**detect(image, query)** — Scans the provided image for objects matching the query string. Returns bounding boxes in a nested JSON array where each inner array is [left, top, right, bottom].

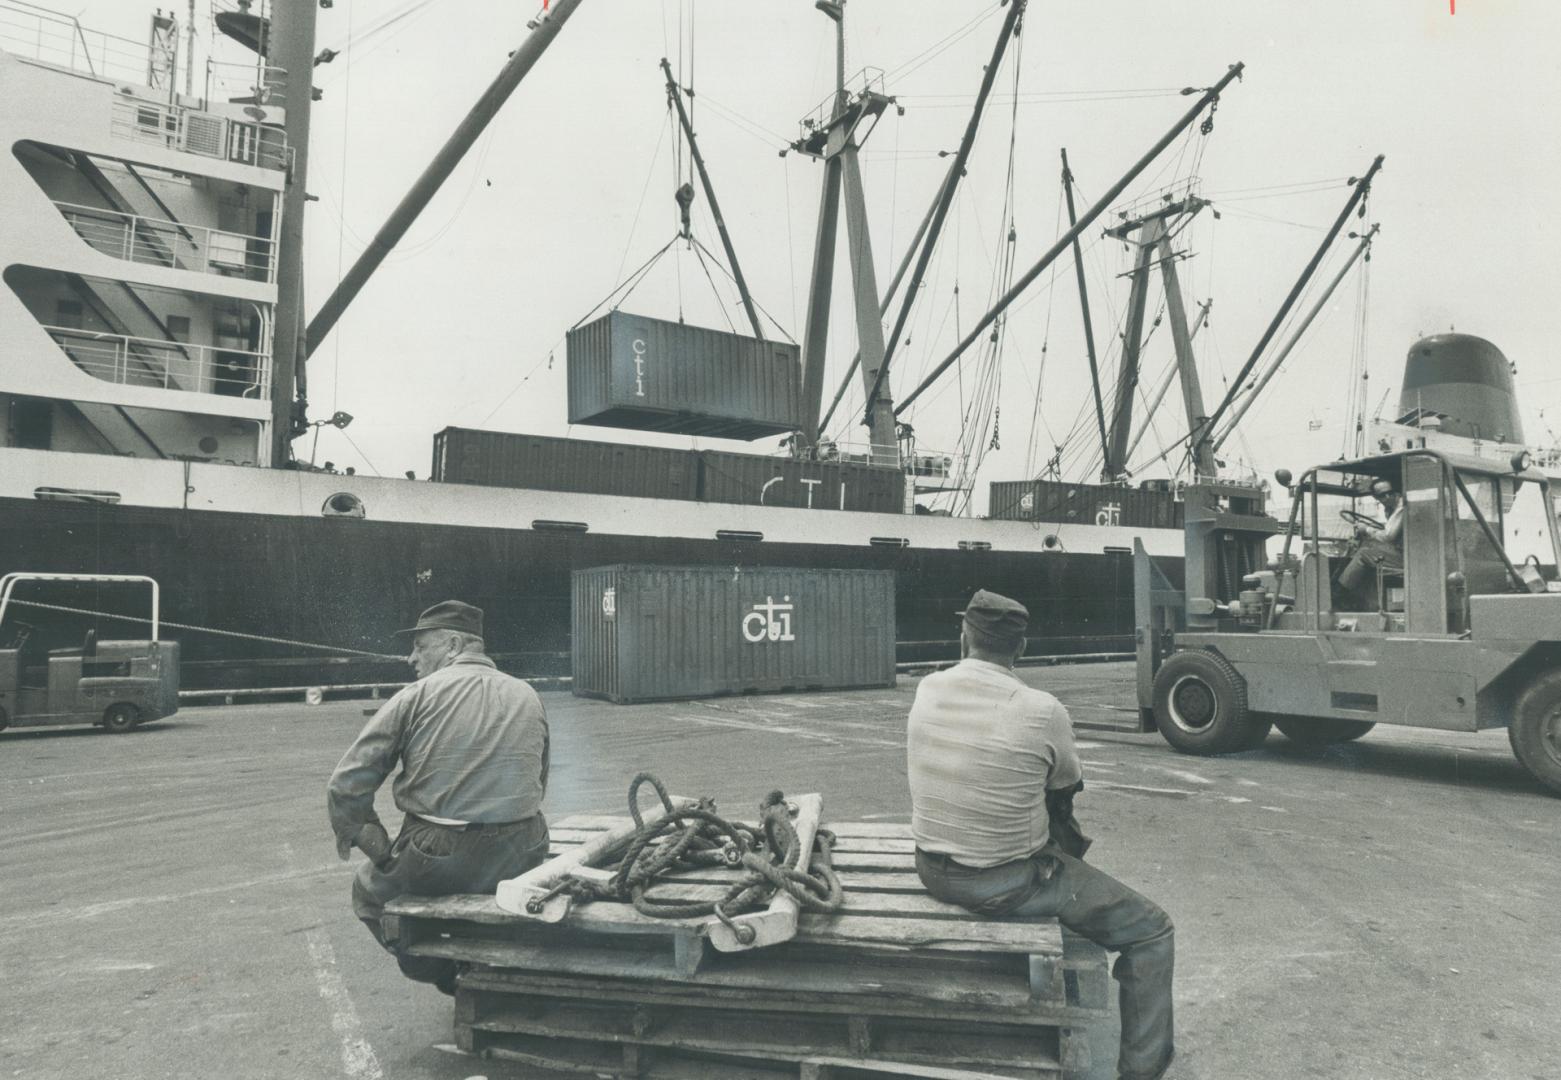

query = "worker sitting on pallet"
[[907, 590, 1176, 1080], [327, 600, 550, 993]]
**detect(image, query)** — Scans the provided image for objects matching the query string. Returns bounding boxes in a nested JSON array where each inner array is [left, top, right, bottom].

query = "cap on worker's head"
[[396, 599, 483, 639], [958, 589, 1029, 640], [1370, 477, 1396, 496]]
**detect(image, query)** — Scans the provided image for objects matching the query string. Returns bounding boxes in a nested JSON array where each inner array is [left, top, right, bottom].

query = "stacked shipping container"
[[987, 479, 1184, 530], [432, 428, 906, 514]]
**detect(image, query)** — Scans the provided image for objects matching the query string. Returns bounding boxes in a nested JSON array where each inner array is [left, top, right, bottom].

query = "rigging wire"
[[883, 3, 1001, 84]]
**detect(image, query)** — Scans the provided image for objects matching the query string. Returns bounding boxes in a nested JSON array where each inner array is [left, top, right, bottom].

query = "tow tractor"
[[1134, 447, 1561, 794], [0, 573, 180, 734]]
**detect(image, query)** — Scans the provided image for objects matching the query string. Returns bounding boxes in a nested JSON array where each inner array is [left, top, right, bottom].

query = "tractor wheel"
[[102, 703, 140, 734], [1274, 717, 1376, 746], [1509, 671, 1561, 796], [1152, 649, 1265, 755]]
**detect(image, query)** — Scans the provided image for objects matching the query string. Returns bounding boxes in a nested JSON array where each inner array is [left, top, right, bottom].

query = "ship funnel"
[[1396, 333, 1524, 443]]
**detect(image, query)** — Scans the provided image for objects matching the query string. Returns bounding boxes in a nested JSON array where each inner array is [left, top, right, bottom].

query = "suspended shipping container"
[[566, 310, 804, 440], [572, 565, 896, 703], [987, 479, 1183, 529], [431, 428, 905, 514]]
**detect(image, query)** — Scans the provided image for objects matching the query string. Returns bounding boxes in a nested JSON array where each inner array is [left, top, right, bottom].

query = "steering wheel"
[[1339, 508, 1384, 531]]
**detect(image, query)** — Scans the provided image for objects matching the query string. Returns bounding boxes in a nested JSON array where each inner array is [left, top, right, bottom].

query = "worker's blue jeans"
[[916, 845, 1175, 1080], [354, 812, 549, 990]]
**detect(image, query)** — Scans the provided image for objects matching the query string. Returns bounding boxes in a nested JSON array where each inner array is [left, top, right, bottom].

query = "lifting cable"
[[4, 598, 404, 661], [530, 773, 843, 942]]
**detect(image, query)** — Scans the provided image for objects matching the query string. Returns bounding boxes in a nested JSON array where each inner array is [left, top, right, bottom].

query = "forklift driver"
[[1367, 478, 1405, 550]]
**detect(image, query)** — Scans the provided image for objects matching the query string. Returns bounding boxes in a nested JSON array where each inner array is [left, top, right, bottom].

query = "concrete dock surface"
[[2, 662, 1555, 1080]]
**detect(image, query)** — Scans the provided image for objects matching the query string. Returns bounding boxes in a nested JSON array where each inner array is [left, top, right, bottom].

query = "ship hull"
[[0, 452, 1183, 692]]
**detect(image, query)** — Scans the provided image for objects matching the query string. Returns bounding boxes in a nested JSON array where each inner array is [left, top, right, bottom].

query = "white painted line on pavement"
[[305, 927, 385, 1080]]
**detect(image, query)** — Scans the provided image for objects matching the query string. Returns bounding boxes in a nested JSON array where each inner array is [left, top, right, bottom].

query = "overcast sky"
[[74, 0, 1561, 503]]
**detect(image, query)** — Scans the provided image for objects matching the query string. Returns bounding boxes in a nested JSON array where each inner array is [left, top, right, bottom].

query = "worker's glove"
[[352, 822, 393, 868]]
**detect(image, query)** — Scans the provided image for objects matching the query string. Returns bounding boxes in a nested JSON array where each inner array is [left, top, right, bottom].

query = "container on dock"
[[988, 478, 1183, 529], [571, 565, 896, 703], [566, 310, 803, 440], [432, 427, 698, 500]]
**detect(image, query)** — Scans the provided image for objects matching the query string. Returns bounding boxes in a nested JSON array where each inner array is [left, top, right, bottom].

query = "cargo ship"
[[0, 1, 1344, 693]]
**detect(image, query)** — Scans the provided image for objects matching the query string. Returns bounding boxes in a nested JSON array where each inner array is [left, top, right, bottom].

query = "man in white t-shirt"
[[908, 589, 1175, 1080]]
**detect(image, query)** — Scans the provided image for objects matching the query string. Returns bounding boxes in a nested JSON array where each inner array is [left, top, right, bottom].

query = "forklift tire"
[[1274, 717, 1376, 746], [1152, 649, 1265, 755], [1509, 671, 1561, 796], [102, 703, 140, 734]]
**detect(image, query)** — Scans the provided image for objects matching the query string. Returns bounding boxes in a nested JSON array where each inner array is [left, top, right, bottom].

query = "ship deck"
[[2, 661, 1553, 1080]]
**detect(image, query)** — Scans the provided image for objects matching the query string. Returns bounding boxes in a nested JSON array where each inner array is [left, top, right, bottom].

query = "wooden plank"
[[391, 894, 1061, 956], [497, 796, 698, 921], [550, 827, 919, 857], [447, 948, 1101, 1019], [457, 992, 1063, 1074], [803, 1057, 1043, 1080], [797, 913, 1058, 955], [709, 793, 819, 953]]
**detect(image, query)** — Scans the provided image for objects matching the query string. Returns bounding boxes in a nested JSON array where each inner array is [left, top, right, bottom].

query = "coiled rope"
[[559, 773, 843, 945]]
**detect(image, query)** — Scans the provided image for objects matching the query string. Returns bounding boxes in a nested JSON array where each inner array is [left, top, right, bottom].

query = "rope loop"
[[557, 774, 843, 934]]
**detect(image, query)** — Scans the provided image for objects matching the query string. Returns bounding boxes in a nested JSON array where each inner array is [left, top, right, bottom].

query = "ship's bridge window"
[[323, 492, 365, 518]]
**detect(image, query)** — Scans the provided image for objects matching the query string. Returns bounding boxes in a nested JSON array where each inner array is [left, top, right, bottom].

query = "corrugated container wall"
[[572, 565, 896, 703], [988, 479, 1184, 529], [566, 310, 804, 440], [432, 428, 698, 501], [431, 428, 905, 514]]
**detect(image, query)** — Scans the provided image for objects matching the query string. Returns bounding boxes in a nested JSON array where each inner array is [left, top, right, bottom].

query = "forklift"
[[1134, 447, 1561, 795], [0, 573, 180, 734]]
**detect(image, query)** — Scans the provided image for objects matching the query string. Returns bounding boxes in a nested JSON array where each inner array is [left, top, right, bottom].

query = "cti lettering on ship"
[[1095, 502, 1121, 527], [742, 595, 796, 643], [631, 338, 647, 397], [601, 588, 616, 618]]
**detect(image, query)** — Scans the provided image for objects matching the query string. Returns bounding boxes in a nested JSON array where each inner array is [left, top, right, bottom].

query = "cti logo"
[[631, 338, 647, 397], [742, 596, 796, 643], [1095, 502, 1121, 527], [601, 588, 616, 618]]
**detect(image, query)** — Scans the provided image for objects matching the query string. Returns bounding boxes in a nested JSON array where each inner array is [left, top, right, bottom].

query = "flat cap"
[[396, 599, 483, 638], [959, 588, 1029, 639]]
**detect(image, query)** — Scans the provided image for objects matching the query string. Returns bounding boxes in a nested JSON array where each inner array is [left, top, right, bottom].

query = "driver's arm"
[[1383, 505, 1405, 546]]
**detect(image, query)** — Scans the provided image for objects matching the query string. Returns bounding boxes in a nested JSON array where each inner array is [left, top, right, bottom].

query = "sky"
[[66, 0, 1561, 507]]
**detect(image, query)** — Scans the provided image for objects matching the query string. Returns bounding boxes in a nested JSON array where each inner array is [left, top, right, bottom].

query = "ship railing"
[[807, 438, 915, 470], [53, 200, 277, 284], [796, 67, 888, 142], [110, 97, 288, 172], [45, 325, 271, 399], [0, 1, 150, 85]]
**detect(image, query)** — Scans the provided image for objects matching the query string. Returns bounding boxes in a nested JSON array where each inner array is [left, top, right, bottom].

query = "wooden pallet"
[[384, 817, 1110, 1080]]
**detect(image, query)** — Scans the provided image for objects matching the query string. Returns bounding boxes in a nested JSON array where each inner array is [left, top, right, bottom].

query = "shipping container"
[[566, 310, 804, 440], [431, 427, 906, 514], [432, 428, 699, 500], [988, 479, 1183, 529], [572, 565, 896, 703], [698, 449, 904, 514]]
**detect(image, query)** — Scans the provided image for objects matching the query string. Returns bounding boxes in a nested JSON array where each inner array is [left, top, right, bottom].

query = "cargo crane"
[[1134, 335, 1561, 795]]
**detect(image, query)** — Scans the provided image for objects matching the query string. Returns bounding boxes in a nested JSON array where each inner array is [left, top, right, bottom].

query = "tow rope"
[[542, 773, 843, 944]]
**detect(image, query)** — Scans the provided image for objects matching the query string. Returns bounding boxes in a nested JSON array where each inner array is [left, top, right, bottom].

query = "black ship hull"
[[0, 495, 1178, 692]]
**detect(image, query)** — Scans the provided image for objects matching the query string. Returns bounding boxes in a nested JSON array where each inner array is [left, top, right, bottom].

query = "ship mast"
[[266, 0, 320, 466], [794, 0, 899, 466]]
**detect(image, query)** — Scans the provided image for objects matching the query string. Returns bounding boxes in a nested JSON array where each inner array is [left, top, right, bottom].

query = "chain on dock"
[[560, 772, 843, 943]]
